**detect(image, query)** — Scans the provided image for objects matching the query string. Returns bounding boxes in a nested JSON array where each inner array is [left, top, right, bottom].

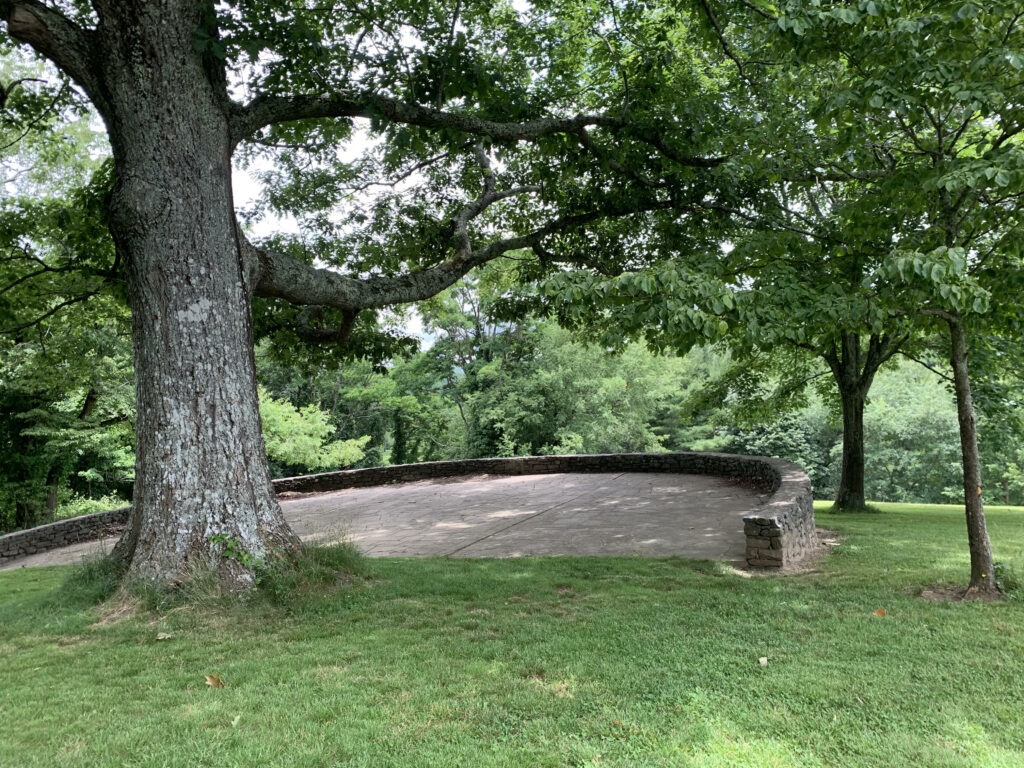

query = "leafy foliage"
[[258, 388, 370, 477], [0, 55, 129, 533], [2, 1, 1023, 554]]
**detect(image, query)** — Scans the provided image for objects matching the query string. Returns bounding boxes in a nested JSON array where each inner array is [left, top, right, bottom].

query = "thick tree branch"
[[0, 1, 105, 111], [920, 307, 959, 323], [251, 238, 483, 311], [822, 340, 840, 374], [230, 91, 626, 148], [250, 198, 673, 311]]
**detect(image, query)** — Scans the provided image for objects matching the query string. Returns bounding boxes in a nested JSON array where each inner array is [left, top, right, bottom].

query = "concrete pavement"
[[1, 472, 768, 570]]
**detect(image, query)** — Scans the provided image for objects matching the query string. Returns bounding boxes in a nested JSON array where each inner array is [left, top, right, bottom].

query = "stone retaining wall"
[[1, 452, 815, 568], [0, 506, 130, 562], [279, 451, 816, 567]]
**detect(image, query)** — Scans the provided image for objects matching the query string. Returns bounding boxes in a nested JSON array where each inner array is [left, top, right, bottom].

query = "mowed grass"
[[1, 503, 1023, 768]]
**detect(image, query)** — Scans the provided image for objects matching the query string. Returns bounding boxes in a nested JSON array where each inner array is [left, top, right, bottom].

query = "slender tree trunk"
[[96, 6, 298, 589], [946, 315, 999, 595], [835, 384, 868, 510], [392, 411, 409, 465], [44, 388, 99, 523], [44, 468, 59, 523], [826, 331, 902, 511], [13, 500, 36, 531]]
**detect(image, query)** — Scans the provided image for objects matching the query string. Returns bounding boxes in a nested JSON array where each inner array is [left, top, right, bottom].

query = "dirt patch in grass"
[[554, 585, 586, 599], [56, 635, 88, 647], [918, 582, 1005, 603], [90, 590, 141, 626]]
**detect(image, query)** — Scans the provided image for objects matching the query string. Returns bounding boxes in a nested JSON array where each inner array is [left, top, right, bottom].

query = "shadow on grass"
[[59, 554, 127, 608], [256, 539, 373, 606], [0, 538, 379, 626], [824, 503, 885, 514]]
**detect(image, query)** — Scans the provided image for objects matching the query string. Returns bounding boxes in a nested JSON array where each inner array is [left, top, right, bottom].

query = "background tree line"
[[1, 0, 1020, 594], [5, 259, 1022, 534]]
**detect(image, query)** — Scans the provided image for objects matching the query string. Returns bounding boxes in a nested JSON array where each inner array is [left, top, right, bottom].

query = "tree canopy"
[[1, 0, 1020, 594]]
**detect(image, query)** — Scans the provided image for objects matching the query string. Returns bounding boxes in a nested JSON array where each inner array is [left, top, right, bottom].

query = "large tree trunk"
[[825, 331, 902, 511], [947, 315, 999, 596], [96, 5, 298, 590], [835, 384, 867, 510]]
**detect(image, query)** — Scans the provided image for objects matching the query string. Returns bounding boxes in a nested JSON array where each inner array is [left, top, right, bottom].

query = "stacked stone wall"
[[277, 452, 815, 568], [1, 452, 815, 568], [0, 507, 130, 562]]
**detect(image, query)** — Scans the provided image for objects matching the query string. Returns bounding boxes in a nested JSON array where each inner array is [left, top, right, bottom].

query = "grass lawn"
[[1, 502, 1023, 767]]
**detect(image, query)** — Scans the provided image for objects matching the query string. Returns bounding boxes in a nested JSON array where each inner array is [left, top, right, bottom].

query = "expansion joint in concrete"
[[442, 473, 625, 557]]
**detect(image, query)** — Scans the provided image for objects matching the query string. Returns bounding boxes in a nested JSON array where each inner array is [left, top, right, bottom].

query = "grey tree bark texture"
[[0, 0, 667, 589], [0, 1, 303, 589], [946, 314, 998, 596], [93, 5, 300, 588]]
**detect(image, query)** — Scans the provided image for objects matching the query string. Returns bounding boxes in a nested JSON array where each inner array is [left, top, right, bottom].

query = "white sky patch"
[[232, 121, 382, 239], [231, 163, 300, 239], [231, 147, 435, 346]]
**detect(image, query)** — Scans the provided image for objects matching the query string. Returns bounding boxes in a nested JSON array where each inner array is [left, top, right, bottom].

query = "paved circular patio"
[[1, 472, 769, 570]]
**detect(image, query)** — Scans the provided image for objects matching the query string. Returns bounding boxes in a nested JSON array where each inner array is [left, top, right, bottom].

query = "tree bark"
[[835, 384, 867, 510], [1, 0, 697, 591], [947, 314, 999, 596], [44, 467, 59, 523], [824, 332, 903, 511], [89, 4, 298, 589]]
